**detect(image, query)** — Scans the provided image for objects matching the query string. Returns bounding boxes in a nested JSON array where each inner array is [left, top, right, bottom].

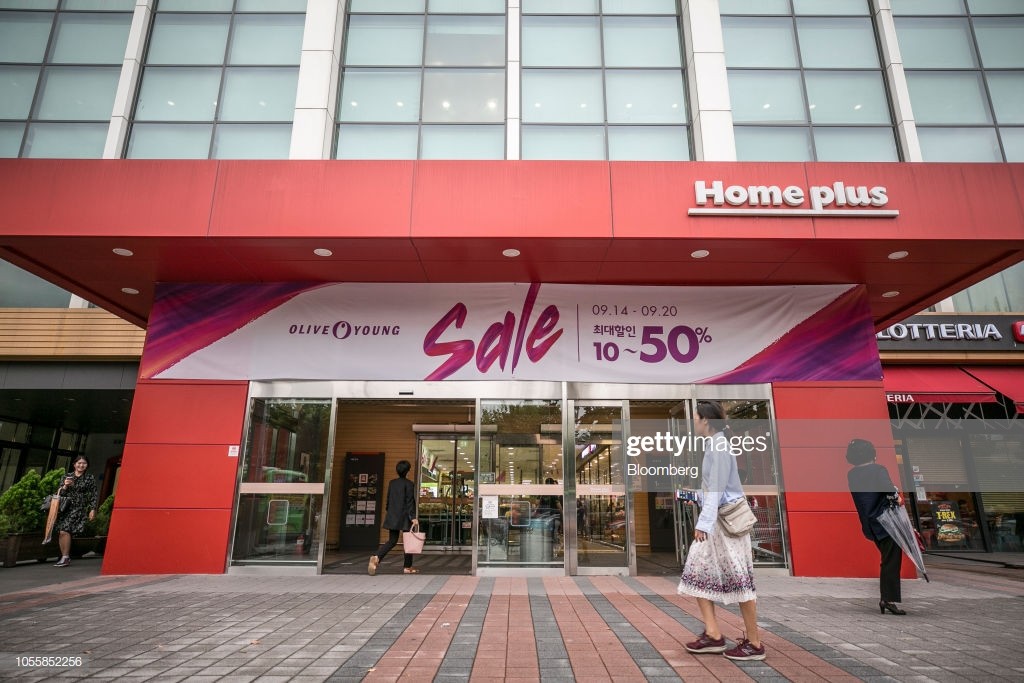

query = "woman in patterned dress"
[[53, 455, 99, 568], [677, 401, 765, 661]]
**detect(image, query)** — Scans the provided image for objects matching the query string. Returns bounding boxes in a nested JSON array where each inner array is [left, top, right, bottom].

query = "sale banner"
[[141, 282, 880, 383]]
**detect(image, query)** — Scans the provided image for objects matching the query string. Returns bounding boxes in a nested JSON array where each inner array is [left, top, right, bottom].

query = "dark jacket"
[[847, 463, 898, 542], [382, 476, 416, 531]]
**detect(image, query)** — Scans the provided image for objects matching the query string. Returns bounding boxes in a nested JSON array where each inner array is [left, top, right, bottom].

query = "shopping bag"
[[402, 521, 426, 554]]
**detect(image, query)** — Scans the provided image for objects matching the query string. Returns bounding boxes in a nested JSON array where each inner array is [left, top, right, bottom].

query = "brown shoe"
[[367, 555, 379, 576]]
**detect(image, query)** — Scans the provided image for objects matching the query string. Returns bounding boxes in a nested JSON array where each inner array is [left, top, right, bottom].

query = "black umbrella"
[[875, 501, 930, 583]]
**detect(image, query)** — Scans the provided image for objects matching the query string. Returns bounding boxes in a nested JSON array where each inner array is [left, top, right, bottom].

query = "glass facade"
[[721, 0, 898, 161], [126, 0, 305, 159], [0, 0, 133, 158], [893, 0, 1024, 162]]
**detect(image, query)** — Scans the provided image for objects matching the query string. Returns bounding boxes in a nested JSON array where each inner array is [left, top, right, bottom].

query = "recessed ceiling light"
[[121, 287, 139, 295], [691, 249, 710, 259], [112, 248, 133, 256], [882, 290, 900, 298], [313, 248, 333, 257], [502, 248, 521, 258], [887, 250, 909, 260]]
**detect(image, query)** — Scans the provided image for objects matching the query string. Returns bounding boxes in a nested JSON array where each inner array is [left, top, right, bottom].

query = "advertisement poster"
[[142, 282, 880, 384]]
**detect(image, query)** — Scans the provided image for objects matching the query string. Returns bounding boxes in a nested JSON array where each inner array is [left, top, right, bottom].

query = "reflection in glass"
[[425, 15, 505, 67], [418, 435, 478, 548], [603, 16, 682, 68], [805, 71, 891, 124], [241, 399, 330, 484], [735, 126, 812, 161], [23, 123, 106, 158], [232, 493, 323, 562], [813, 127, 899, 162], [477, 399, 563, 568], [1002, 127, 1024, 162], [336, 124, 418, 158], [796, 18, 879, 69], [50, 13, 131, 64], [344, 15, 424, 67], [147, 14, 231, 65], [0, 66, 39, 119], [220, 67, 298, 121], [338, 69, 421, 122], [722, 17, 798, 68], [576, 404, 625, 567], [975, 18, 1024, 69], [605, 70, 686, 123], [421, 125, 504, 159], [0, 12, 53, 64], [229, 14, 304, 66], [135, 67, 221, 121], [895, 18, 976, 69], [919, 127, 1001, 161], [213, 123, 291, 158], [127, 123, 213, 158], [988, 72, 1024, 125], [521, 125, 604, 159], [421, 69, 504, 122], [729, 70, 806, 123], [907, 72, 991, 124], [0, 122, 24, 157], [608, 126, 689, 161], [521, 69, 603, 123], [34, 67, 119, 120], [521, 16, 601, 68]]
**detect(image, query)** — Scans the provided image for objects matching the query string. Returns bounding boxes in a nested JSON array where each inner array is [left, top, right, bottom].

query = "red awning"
[[962, 367, 1024, 413], [882, 366, 999, 404]]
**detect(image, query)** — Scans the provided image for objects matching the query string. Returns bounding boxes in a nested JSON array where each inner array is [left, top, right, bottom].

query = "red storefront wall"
[[774, 381, 916, 578], [102, 380, 248, 574]]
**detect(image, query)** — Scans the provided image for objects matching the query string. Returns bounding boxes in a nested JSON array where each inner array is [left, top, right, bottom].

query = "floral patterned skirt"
[[677, 526, 756, 605]]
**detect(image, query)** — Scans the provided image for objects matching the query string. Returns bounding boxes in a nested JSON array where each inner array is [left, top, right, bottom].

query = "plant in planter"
[[80, 494, 114, 556], [0, 468, 65, 567]]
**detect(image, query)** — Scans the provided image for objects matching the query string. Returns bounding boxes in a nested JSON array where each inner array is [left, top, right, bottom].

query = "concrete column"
[[290, 0, 345, 159], [104, 0, 154, 159], [681, 0, 735, 161]]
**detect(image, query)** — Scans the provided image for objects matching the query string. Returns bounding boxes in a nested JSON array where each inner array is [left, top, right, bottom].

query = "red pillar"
[[101, 379, 248, 574], [773, 381, 915, 578]]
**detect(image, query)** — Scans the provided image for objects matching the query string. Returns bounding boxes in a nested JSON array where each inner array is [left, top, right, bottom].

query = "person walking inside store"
[[846, 438, 907, 615], [368, 460, 419, 575], [677, 400, 764, 661], [53, 455, 99, 568]]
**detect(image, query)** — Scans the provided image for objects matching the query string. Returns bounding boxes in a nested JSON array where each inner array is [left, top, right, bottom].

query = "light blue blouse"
[[693, 431, 747, 534]]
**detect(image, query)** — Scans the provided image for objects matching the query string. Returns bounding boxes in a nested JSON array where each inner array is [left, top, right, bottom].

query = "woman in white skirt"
[[677, 400, 765, 661]]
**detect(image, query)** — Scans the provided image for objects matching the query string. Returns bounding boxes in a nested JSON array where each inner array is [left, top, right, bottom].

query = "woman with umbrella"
[[51, 455, 99, 568], [846, 438, 909, 615]]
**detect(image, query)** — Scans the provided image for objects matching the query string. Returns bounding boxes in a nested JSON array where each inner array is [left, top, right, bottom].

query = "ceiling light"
[[502, 248, 520, 258], [314, 248, 333, 257], [121, 287, 139, 295], [112, 248, 133, 257], [882, 290, 900, 298], [887, 250, 909, 260], [691, 249, 710, 259]]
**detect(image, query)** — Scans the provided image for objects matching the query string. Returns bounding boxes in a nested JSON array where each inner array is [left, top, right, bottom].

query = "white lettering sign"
[[690, 180, 897, 217], [876, 323, 1003, 342]]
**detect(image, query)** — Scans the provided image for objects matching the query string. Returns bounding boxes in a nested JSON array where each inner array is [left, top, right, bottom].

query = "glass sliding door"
[[573, 401, 628, 572], [476, 399, 564, 573], [230, 398, 331, 566], [417, 433, 478, 551]]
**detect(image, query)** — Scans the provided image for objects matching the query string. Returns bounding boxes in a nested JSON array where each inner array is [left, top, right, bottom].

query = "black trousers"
[[375, 529, 413, 568], [875, 536, 903, 602]]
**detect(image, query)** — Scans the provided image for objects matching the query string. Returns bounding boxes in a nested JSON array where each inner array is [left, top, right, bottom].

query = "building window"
[[721, 0, 898, 162], [0, 0, 133, 158], [951, 261, 1024, 313], [893, 0, 1024, 162], [336, 2, 506, 160], [126, 0, 305, 160], [520, 1, 689, 160]]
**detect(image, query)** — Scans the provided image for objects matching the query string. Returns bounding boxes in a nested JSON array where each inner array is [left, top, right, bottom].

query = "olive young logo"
[[689, 180, 899, 218], [287, 321, 401, 339]]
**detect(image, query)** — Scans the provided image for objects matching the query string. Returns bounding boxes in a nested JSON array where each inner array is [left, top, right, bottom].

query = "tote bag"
[[402, 521, 426, 554]]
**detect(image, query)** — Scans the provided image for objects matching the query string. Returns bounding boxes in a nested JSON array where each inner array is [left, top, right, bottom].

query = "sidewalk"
[[0, 556, 1022, 682]]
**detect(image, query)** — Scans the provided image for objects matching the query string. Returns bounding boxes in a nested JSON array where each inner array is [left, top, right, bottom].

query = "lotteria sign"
[[689, 180, 899, 217], [141, 282, 882, 384]]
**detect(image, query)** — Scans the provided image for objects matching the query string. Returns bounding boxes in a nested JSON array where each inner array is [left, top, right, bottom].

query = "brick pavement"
[[0, 558, 1022, 682]]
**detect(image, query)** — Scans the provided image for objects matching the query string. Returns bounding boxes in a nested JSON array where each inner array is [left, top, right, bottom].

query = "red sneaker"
[[685, 632, 727, 654], [723, 638, 766, 661]]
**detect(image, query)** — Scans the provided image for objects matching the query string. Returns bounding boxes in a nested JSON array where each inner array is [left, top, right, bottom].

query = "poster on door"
[[141, 282, 880, 384]]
